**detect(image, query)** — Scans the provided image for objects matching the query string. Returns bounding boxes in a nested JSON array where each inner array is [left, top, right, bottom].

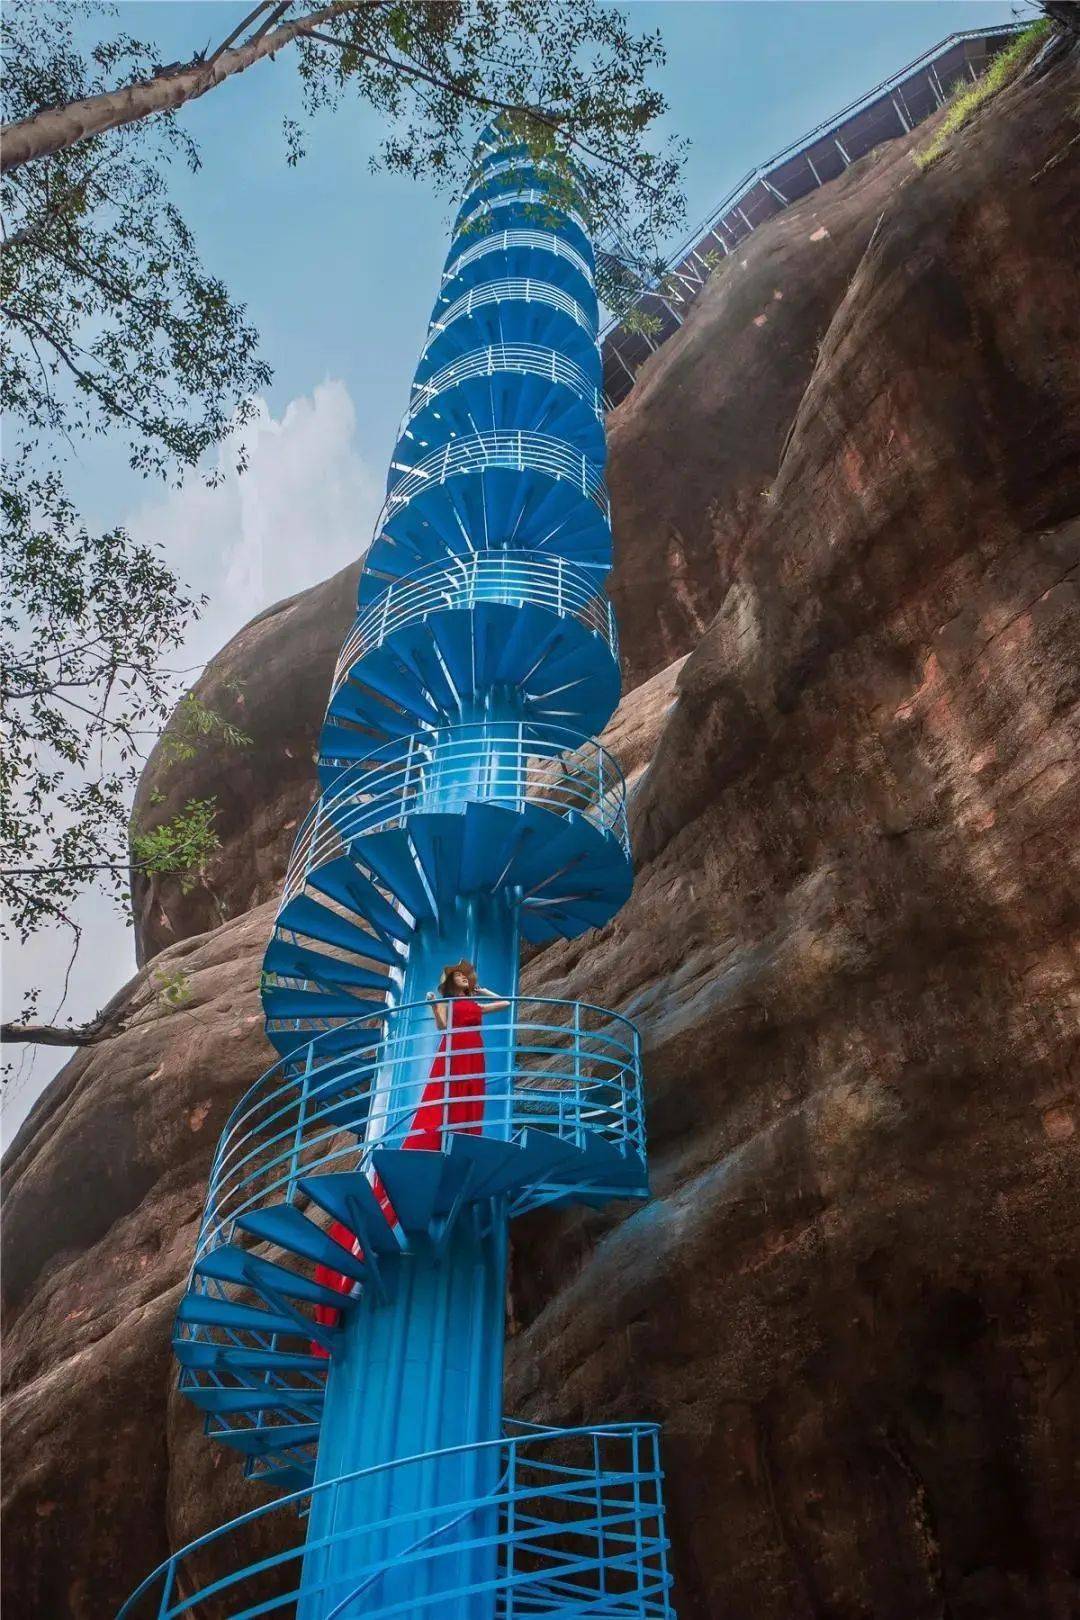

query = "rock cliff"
[[4, 36, 1079, 1620]]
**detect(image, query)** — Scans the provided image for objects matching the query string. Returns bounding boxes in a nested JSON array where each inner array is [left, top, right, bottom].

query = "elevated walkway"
[[600, 23, 1026, 405]]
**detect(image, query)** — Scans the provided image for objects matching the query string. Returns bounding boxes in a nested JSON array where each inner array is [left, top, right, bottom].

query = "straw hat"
[[437, 960, 478, 996]]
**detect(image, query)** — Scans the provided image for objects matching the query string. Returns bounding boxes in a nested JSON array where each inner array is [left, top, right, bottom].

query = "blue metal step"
[[341, 866, 415, 946], [265, 1023, 385, 1061], [261, 985, 389, 1022], [297, 1173, 400, 1256], [369, 1149, 448, 1232], [417, 302, 597, 384], [194, 1245, 356, 1311], [214, 1422, 321, 1457], [572, 1135, 646, 1194], [321, 714, 416, 758], [305, 858, 415, 949], [236, 1205, 370, 1282], [175, 1294, 305, 1339], [405, 813, 473, 921], [328, 601, 618, 751], [399, 361, 603, 463], [274, 893, 398, 959], [262, 938, 389, 993], [182, 1385, 326, 1417], [439, 1134, 522, 1204], [172, 1338, 329, 1376], [428, 612, 472, 697], [347, 660, 446, 727], [456, 801, 527, 892], [442, 1129, 633, 1205], [485, 1128, 583, 1195], [252, 1462, 316, 1491], [349, 831, 435, 922], [367, 477, 611, 594]]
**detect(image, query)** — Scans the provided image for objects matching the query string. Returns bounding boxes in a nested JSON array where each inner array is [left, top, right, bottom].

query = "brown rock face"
[[130, 560, 360, 963], [4, 37, 1079, 1620]]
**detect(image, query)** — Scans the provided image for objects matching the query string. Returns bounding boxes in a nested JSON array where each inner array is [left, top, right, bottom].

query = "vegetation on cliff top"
[[914, 17, 1052, 171]]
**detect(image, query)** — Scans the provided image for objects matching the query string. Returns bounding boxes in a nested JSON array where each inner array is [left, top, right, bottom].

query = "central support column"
[[300, 839, 521, 1615], [300, 1214, 507, 1618]]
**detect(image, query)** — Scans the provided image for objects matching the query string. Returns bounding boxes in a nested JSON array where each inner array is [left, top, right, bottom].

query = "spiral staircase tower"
[[121, 128, 675, 1619]]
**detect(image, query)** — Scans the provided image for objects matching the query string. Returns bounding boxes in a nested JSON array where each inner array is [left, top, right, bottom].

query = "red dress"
[[311, 999, 486, 1349], [403, 996, 486, 1149]]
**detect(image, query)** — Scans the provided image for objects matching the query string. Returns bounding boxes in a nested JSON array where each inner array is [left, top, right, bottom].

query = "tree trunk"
[[0, 2, 354, 172]]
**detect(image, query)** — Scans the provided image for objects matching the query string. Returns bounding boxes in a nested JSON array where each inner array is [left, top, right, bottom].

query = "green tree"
[[2, 1, 269, 1044]]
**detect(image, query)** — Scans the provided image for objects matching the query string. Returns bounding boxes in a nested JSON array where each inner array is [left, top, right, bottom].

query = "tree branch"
[[248, 3, 296, 48], [1, 1, 361, 171], [1, 1012, 122, 1047], [208, 2, 275, 64], [302, 30, 664, 198], [3, 305, 171, 443]]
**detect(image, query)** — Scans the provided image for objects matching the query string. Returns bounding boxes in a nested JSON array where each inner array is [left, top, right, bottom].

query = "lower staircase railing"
[[117, 1422, 675, 1620]]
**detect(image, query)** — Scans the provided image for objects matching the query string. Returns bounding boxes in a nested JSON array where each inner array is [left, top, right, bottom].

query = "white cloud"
[[2, 379, 379, 1150], [128, 377, 381, 672]]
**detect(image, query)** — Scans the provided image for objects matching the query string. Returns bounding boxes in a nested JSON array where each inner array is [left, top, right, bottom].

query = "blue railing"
[[332, 551, 616, 698], [117, 1422, 674, 1620], [195, 994, 646, 1259], [457, 156, 590, 223], [294, 723, 629, 872], [400, 344, 603, 436], [426, 278, 597, 347], [379, 431, 609, 525], [453, 188, 591, 245], [400, 344, 603, 438], [445, 228, 595, 289]]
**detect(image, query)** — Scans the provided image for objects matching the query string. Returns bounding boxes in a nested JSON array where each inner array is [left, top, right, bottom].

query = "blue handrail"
[[117, 1422, 672, 1620], [332, 551, 616, 695]]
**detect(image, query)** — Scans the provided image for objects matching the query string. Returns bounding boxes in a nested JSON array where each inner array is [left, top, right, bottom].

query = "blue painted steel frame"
[[121, 126, 675, 1618]]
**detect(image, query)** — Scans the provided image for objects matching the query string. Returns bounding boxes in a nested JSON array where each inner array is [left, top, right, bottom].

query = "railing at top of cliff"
[[599, 22, 1026, 408]]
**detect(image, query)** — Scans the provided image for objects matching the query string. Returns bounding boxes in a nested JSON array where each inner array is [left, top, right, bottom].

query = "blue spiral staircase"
[[121, 128, 675, 1619]]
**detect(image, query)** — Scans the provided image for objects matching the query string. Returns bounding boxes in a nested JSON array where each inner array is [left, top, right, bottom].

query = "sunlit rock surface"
[[3, 38, 1078, 1620]]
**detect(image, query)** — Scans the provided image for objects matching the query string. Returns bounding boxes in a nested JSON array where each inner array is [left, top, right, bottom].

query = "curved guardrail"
[[444, 227, 594, 289], [332, 552, 616, 697], [296, 722, 628, 882], [474, 141, 590, 187], [457, 161, 590, 230], [424, 278, 596, 357], [464, 152, 590, 200], [399, 343, 603, 442], [196, 995, 645, 1257], [304, 723, 628, 866], [380, 430, 609, 522], [117, 1422, 674, 1619], [453, 187, 591, 246]]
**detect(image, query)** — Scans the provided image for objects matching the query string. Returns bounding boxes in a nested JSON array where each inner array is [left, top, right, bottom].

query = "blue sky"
[[3, 1, 1027, 1142], [65, 1, 1026, 532]]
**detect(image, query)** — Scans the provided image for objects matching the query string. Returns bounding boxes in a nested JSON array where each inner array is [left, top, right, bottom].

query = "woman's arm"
[[476, 987, 511, 1014], [427, 992, 448, 1030]]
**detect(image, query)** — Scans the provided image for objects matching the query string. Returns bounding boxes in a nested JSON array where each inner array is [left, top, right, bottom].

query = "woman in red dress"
[[407, 960, 509, 1149], [311, 961, 508, 1348]]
